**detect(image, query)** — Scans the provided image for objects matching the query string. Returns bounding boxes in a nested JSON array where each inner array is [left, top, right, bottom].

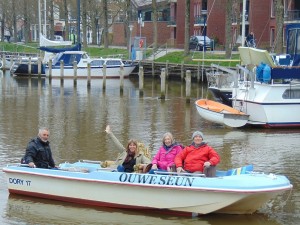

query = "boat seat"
[[226, 165, 253, 176], [202, 105, 224, 113]]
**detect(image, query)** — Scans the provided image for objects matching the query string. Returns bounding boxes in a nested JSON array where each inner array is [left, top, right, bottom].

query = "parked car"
[[189, 35, 213, 51]]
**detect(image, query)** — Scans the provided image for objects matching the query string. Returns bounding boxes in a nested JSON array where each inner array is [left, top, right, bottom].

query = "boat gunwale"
[[3, 166, 293, 194]]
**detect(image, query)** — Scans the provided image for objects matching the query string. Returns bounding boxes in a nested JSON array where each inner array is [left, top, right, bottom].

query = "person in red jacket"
[[174, 131, 220, 177]]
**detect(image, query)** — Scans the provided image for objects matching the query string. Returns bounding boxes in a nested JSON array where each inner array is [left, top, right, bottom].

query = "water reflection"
[[5, 194, 281, 225], [1, 71, 300, 225]]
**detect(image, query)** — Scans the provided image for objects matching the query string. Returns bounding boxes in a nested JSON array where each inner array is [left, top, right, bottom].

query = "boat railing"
[[80, 159, 102, 164]]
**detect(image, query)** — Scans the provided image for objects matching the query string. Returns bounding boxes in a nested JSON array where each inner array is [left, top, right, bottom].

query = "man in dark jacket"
[[22, 128, 55, 169]]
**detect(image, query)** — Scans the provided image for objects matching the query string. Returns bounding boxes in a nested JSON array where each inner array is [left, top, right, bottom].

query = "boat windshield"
[[90, 60, 105, 66], [106, 60, 121, 66]]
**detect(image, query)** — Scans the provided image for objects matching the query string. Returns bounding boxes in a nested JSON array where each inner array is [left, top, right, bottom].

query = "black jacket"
[[23, 137, 55, 168]]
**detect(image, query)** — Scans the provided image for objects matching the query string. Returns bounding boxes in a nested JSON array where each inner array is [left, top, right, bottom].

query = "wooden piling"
[[185, 70, 191, 103], [139, 66, 144, 97], [166, 60, 169, 78], [120, 64, 124, 95], [102, 64, 107, 91], [38, 57, 42, 77], [87, 62, 91, 88], [181, 61, 184, 81], [48, 59, 52, 79], [60, 60, 64, 78], [197, 62, 201, 82], [160, 68, 166, 99], [28, 57, 32, 75], [60, 60, 64, 85], [73, 61, 77, 86], [2, 55, 6, 69], [152, 61, 155, 77]]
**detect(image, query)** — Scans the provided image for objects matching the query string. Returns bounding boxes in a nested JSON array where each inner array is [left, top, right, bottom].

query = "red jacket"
[[174, 143, 220, 173]]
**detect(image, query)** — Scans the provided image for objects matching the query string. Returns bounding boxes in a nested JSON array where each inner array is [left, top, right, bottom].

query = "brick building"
[[112, 0, 300, 50]]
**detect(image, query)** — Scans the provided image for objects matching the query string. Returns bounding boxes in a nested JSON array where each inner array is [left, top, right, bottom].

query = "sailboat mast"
[[241, 0, 246, 47], [77, 0, 81, 44], [38, 0, 41, 36], [44, 0, 46, 35]]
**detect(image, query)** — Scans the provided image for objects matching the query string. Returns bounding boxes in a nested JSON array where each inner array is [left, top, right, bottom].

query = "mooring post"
[[2, 55, 6, 69], [160, 68, 166, 100], [73, 61, 77, 86], [60, 60, 64, 85], [28, 57, 32, 75], [152, 61, 155, 77], [197, 62, 201, 82], [102, 64, 106, 91], [166, 60, 169, 78], [139, 66, 144, 97], [181, 61, 184, 81], [60, 60, 64, 78], [37, 57, 42, 78], [87, 62, 91, 88], [186, 70, 191, 103], [48, 59, 52, 79], [120, 64, 124, 95]]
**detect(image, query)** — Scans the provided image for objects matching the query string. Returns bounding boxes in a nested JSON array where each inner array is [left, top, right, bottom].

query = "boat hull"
[[233, 82, 300, 128], [13, 63, 46, 76], [45, 65, 136, 78], [195, 99, 249, 127], [3, 163, 292, 215]]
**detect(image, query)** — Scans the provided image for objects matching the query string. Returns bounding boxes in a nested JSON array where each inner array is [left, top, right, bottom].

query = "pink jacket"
[[151, 144, 183, 170]]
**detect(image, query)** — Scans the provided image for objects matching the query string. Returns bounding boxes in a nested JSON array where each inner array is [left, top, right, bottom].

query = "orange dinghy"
[[195, 99, 249, 128]]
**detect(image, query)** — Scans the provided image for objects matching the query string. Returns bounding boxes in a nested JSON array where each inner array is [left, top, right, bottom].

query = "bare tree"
[[233, 0, 242, 46], [225, 0, 233, 58], [274, 0, 284, 54], [23, 0, 30, 43], [48, 0, 55, 40], [152, 0, 158, 50], [123, 0, 131, 50], [184, 0, 190, 56], [81, 0, 87, 47], [103, 0, 108, 48]]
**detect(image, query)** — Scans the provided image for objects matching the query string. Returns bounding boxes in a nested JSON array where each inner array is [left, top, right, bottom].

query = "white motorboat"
[[45, 51, 136, 78], [3, 161, 292, 216]]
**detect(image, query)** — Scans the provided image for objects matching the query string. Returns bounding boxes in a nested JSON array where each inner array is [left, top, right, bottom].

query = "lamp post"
[[129, 24, 133, 60]]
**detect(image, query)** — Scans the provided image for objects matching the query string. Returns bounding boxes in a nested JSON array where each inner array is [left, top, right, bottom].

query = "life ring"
[[139, 39, 144, 48]]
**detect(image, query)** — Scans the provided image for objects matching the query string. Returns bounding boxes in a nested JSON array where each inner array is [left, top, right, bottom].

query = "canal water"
[[0, 70, 299, 225]]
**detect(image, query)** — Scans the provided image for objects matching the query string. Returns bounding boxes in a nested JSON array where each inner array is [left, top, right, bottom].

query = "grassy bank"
[[0, 42, 240, 67], [155, 51, 241, 67]]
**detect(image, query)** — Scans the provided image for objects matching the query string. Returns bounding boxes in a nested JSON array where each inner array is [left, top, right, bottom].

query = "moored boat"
[[45, 51, 136, 78], [232, 45, 300, 128], [195, 99, 249, 128], [3, 161, 292, 216], [202, 24, 300, 128]]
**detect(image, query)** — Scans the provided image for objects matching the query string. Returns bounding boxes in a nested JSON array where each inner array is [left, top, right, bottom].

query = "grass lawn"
[[0, 42, 240, 67]]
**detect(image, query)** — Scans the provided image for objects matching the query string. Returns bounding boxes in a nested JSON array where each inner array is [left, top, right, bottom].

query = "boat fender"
[[263, 64, 271, 83], [256, 62, 265, 82]]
